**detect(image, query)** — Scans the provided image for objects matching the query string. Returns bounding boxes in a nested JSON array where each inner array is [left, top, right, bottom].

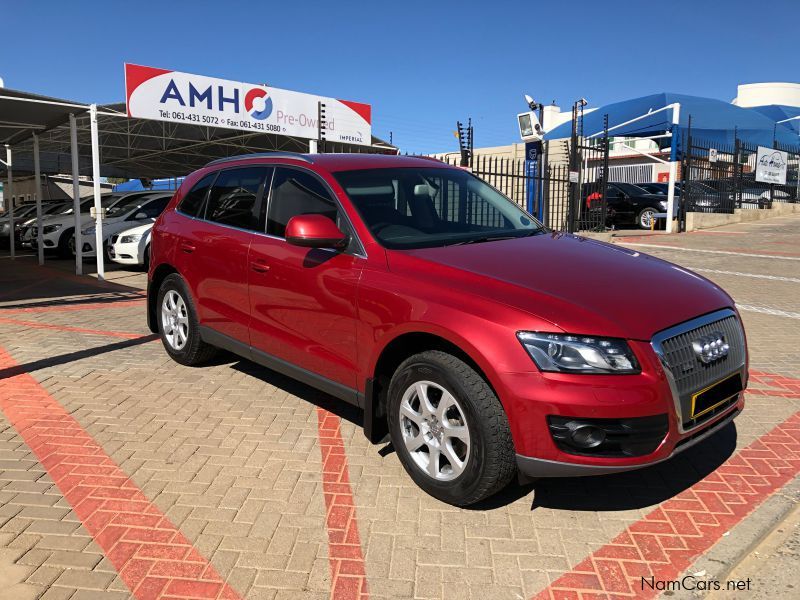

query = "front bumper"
[[110, 240, 142, 265], [516, 406, 740, 477], [504, 309, 747, 477]]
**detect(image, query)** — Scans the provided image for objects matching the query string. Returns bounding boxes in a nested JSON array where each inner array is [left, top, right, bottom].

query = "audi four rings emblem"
[[691, 331, 730, 364]]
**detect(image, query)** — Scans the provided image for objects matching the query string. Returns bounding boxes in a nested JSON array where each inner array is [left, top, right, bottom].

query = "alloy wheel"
[[398, 381, 471, 481], [640, 209, 656, 229], [161, 290, 189, 350]]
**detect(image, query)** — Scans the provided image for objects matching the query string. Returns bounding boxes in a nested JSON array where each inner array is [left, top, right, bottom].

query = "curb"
[[668, 476, 800, 599]]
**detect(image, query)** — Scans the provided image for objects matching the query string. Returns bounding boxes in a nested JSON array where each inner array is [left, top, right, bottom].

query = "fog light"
[[570, 425, 606, 449]]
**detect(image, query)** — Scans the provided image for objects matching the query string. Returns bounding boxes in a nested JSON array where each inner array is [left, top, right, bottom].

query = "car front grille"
[[652, 310, 746, 431]]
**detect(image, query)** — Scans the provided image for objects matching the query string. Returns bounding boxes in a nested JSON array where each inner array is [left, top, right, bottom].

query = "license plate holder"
[[691, 373, 743, 418]]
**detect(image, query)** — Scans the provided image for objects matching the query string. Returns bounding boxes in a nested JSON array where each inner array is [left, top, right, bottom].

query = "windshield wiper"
[[445, 230, 540, 246]]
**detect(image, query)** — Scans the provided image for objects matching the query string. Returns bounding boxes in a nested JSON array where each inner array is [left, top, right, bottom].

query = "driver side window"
[[266, 168, 339, 238]]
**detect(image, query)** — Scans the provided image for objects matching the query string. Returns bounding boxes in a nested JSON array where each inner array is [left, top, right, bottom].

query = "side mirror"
[[133, 211, 148, 220], [285, 214, 348, 249]]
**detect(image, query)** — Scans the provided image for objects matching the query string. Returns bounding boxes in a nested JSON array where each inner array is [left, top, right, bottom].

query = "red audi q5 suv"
[[148, 153, 747, 506]]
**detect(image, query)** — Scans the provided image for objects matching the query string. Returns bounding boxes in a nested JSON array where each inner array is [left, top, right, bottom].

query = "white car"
[[31, 192, 159, 257], [109, 222, 156, 267], [80, 193, 171, 259]]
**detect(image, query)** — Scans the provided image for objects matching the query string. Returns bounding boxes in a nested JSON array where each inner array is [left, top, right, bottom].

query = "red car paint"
[[148, 154, 746, 475]]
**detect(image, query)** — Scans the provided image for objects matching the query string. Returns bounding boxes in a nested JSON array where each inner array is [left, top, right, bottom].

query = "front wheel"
[[58, 228, 75, 258], [638, 207, 657, 230], [387, 350, 515, 506], [157, 274, 217, 366]]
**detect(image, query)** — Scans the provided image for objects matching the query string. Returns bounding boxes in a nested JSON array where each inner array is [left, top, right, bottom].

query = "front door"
[[248, 166, 363, 389]]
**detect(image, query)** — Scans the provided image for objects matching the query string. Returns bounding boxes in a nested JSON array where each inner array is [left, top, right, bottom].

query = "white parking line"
[[736, 304, 800, 320], [619, 242, 800, 261], [691, 268, 800, 284]]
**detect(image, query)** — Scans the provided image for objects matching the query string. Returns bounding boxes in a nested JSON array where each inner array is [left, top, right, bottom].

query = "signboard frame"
[[755, 146, 788, 185]]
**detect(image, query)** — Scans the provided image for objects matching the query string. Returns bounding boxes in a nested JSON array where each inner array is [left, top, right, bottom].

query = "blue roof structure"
[[748, 104, 800, 134], [113, 177, 184, 192], [545, 92, 800, 149]]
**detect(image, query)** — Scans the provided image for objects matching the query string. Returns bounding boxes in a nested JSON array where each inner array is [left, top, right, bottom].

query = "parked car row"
[[20, 191, 171, 267], [582, 177, 799, 227]]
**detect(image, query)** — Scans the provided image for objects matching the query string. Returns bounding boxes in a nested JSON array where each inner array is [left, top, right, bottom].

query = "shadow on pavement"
[[0, 334, 159, 380], [229, 355, 738, 512], [0, 255, 142, 306], [230, 359, 365, 428], [529, 422, 738, 511]]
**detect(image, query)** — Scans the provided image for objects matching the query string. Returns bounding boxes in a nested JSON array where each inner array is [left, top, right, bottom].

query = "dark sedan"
[[586, 182, 676, 229]]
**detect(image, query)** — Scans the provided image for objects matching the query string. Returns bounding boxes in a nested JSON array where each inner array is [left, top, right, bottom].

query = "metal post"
[[665, 103, 681, 233], [70, 113, 83, 275], [89, 104, 104, 281], [5, 145, 13, 259], [33, 134, 44, 265], [567, 103, 579, 233]]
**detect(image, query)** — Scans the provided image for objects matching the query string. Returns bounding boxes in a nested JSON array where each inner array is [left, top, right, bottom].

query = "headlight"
[[43, 224, 62, 234], [658, 200, 668, 210], [120, 233, 142, 244], [82, 226, 95, 235], [517, 332, 640, 374], [1, 223, 9, 232]]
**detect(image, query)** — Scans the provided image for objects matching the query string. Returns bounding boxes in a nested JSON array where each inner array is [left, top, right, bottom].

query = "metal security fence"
[[681, 132, 800, 221], [434, 155, 578, 231]]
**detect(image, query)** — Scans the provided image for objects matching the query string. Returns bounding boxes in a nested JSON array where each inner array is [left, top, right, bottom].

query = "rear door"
[[175, 167, 270, 344], [248, 166, 364, 389]]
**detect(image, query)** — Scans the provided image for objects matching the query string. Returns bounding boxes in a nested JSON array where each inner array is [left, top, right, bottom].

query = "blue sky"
[[1, 0, 798, 154]]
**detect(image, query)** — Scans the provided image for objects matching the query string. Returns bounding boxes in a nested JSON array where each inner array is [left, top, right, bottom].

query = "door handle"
[[251, 260, 270, 273], [180, 242, 196, 254]]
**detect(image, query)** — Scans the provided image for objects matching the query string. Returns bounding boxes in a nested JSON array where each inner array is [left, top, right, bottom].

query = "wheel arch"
[[147, 263, 179, 333], [363, 329, 502, 444]]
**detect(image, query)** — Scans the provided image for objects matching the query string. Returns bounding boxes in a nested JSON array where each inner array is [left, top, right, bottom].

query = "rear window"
[[204, 167, 268, 231], [178, 173, 216, 218]]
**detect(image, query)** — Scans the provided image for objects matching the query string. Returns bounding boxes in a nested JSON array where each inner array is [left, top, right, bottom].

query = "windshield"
[[614, 182, 650, 196], [334, 167, 544, 249], [105, 195, 150, 217], [7, 205, 37, 219]]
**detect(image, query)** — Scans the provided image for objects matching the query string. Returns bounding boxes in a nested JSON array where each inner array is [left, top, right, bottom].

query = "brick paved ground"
[[0, 214, 798, 600]]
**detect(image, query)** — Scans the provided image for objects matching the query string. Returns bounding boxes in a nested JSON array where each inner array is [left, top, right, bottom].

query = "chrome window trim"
[[650, 307, 746, 434], [174, 163, 367, 260]]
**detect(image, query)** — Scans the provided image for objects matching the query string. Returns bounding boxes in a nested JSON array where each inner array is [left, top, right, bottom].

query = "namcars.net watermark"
[[642, 575, 752, 593]]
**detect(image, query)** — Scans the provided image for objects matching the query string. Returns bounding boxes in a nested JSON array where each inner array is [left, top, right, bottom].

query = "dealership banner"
[[125, 64, 372, 145]]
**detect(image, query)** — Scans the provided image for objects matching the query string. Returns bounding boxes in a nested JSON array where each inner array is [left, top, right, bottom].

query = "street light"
[[518, 94, 544, 142]]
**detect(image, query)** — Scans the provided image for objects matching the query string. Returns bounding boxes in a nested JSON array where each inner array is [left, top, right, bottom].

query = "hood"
[[116, 222, 154, 237], [37, 213, 92, 228], [391, 233, 733, 340]]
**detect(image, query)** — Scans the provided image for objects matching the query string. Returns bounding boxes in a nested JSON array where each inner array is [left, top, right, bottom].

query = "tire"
[[156, 273, 217, 366], [637, 207, 657, 230], [58, 228, 74, 258], [387, 350, 515, 506], [142, 245, 151, 270]]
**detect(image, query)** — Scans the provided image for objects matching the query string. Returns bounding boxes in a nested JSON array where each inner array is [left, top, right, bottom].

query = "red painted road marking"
[[317, 407, 369, 600], [0, 346, 242, 600], [0, 316, 147, 339], [533, 387, 800, 599]]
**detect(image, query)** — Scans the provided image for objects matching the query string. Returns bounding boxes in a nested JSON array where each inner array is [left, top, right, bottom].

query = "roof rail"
[[205, 152, 314, 167]]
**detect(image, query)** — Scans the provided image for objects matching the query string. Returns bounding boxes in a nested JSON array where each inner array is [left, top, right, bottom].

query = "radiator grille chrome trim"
[[651, 308, 746, 433]]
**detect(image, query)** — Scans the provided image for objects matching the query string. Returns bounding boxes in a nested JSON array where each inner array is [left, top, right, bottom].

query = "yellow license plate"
[[691, 373, 743, 419]]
